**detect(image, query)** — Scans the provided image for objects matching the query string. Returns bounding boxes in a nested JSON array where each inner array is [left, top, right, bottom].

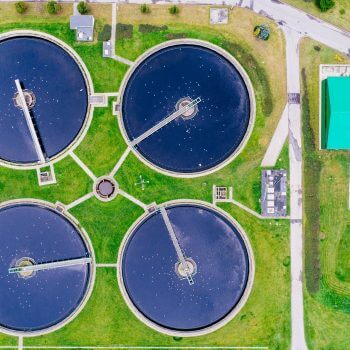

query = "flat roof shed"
[[321, 77, 350, 150], [70, 15, 94, 42]]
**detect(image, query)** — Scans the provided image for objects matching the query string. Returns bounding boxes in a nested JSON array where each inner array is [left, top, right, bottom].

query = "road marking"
[[96, 263, 118, 268]]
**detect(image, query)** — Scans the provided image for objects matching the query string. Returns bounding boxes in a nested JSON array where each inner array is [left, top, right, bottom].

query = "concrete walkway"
[[111, 3, 134, 66], [118, 188, 148, 210], [66, 192, 94, 210], [111, 3, 117, 53], [70, 152, 97, 181], [17, 336, 23, 350], [73, 2, 79, 15], [284, 27, 307, 350], [112, 54, 134, 66], [110, 147, 131, 177], [261, 104, 289, 167], [15, 79, 46, 164]]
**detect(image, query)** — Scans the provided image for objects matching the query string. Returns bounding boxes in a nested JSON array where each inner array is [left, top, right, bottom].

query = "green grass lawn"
[[282, 0, 350, 32], [0, 4, 291, 348], [0, 157, 92, 205], [75, 99, 127, 178], [300, 38, 350, 349]]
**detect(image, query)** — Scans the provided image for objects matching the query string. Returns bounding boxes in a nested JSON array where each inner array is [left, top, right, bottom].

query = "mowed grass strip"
[[300, 38, 350, 349]]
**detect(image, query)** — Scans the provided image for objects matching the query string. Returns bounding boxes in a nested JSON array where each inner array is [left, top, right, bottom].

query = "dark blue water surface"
[[122, 204, 250, 331], [0, 204, 91, 332], [0, 36, 88, 164], [122, 44, 251, 173]]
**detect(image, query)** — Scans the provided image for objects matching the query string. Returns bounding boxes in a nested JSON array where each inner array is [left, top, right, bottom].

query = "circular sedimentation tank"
[[118, 201, 254, 336], [0, 34, 89, 166], [0, 201, 94, 335], [119, 40, 255, 177]]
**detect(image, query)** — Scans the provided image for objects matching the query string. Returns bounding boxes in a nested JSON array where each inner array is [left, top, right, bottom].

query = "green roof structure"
[[321, 76, 350, 150]]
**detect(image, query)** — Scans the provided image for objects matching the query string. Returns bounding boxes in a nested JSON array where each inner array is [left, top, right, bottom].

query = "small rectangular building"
[[319, 65, 350, 150], [70, 15, 95, 42], [103, 40, 113, 58], [261, 170, 287, 218]]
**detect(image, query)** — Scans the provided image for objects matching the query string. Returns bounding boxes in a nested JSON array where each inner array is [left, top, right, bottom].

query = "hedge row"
[[301, 67, 321, 294], [116, 23, 133, 39], [139, 24, 168, 33]]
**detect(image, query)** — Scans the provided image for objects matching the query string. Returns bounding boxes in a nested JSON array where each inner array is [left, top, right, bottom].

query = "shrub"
[[98, 24, 112, 42], [253, 24, 270, 41], [167, 32, 186, 39], [169, 5, 179, 15], [335, 53, 345, 62], [140, 4, 150, 14], [15, 1, 27, 14], [77, 1, 89, 14], [47, 1, 61, 14], [301, 68, 321, 294], [139, 24, 168, 33], [314, 45, 321, 51], [283, 256, 291, 267], [317, 0, 335, 12], [115, 23, 133, 39], [253, 26, 261, 37], [339, 8, 345, 15]]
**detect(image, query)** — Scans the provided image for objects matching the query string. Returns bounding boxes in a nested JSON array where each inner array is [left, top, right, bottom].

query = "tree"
[[15, 1, 27, 14], [140, 4, 150, 14], [253, 24, 270, 41], [317, 0, 335, 12], [77, 1, 89, 14], [47, 1, 61, 15], [98, 24, 113, 42], [169, 5, 179, 15]]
